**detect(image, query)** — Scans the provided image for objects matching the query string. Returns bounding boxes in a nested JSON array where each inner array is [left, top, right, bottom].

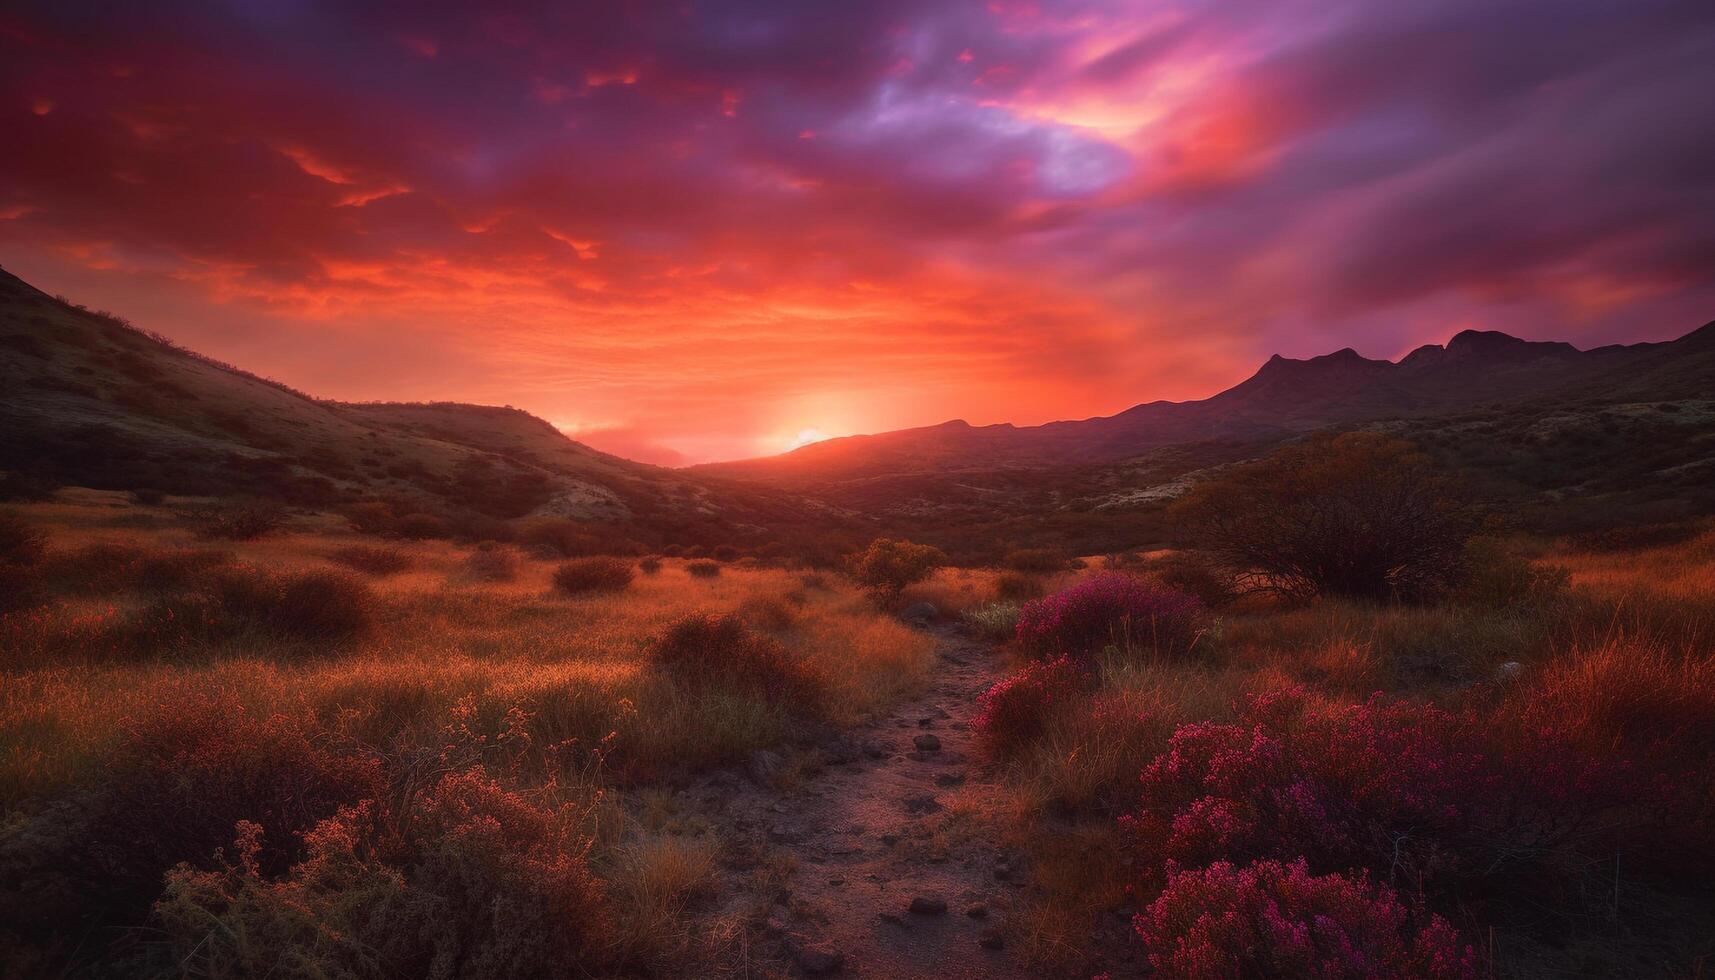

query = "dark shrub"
[[0, 512, 45, 566], [711, 544, 741, 562], [1122, 687, 1638, 902], [0, 563, 43, 613], [1150, 550, 1238, 608], [1, 695, 382, 940], [993, 570, 1044, 601], [649, 612, 820, 703], [461, 543, 520, 582], [1135, 859, 1475, 979], [130, 488, 165, 505], [737, 594, 799, 631], [156, 766, 609, 980], [552, 557, 634, 595], [329, 544, 414, 576], [343, 501, 397, 535], [685, 560, 721, 579], [1004, 548, 1066, 573], [974, 656, 1086, 759], [847, 538, 945, 602], [1175, 433, 1479, 602], [198, 502, 285, 541], [124, 567, 376, 651], [1016, 573, 1201, 658], [520, 518, 627, 558], [393, 512, 449, 540], [266, 571, 376, 641], [637, 556, 663, 575]]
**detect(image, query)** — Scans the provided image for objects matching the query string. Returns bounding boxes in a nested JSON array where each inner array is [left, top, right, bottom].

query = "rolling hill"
[[0, 267, 852, 550]]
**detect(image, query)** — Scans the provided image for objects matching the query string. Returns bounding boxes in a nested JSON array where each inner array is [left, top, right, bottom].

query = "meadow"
[[0, 490, 933, 976], [2, 448, 1713, 978]]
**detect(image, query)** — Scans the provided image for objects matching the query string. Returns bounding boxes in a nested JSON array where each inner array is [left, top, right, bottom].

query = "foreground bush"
[[1136, 859, 1475, 979], [552, 557, 635, 595], [1123, 687, 1635, 899], [685, 559, 721, 578], [156, 767, 609, 980], [0, 695, 382, 941], [1016, 573, 1201, 659], [1175, 433, 1478, 601], [974, 656, 1086, 759], [649, 612, 820, 704]]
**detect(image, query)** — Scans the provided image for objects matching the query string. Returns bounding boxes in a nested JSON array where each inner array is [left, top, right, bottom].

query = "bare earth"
[[688, 626, 1036, 978]]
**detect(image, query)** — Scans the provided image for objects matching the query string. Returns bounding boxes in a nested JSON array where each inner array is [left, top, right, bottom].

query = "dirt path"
[[688, 625, 1034, 978]]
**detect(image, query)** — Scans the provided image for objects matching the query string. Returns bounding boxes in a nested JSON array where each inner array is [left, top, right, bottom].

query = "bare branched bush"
[[1175, 433, 1479, 602]]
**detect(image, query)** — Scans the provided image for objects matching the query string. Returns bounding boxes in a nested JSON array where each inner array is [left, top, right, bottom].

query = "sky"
[[3, 1, 1714, 464]]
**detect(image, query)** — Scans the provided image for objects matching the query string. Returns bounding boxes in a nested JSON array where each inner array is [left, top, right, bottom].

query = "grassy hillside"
[[0, 268, 856, 552]]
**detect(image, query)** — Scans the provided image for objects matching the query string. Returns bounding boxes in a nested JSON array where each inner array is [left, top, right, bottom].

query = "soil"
[[685, 624, 1038, 978]]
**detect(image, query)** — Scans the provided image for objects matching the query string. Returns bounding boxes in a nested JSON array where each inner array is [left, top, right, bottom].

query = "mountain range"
[[697, 324, 1715, 487], [3, 264, 1712, 557]]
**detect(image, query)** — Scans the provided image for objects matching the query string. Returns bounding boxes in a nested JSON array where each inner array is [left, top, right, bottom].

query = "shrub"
[[461, 543, 520, 582], [1005, 548, 1067, 573], [993, 570, 1045, 601], [130, 488, 165, 505], [1175, 433, 1479, 601], [394, 512, 450, 540], [1150, 550, 1238, 608], [274, 572, 377, 641], [0, 511, 45, 566], [847, 538, 946, 602], [974, 656, 1086, 759], [1015, 573, 1201, 659], [156, 766, 609, 980], [1122, 687, 1635, 900], [0, 695, 382, 940], [638, 556, 662, 575], [649, 612, 820, 704], [520, 518, 627, 558], [737, 594, 799, 631], [329, 544, 414, 576], [685, 560, 721, 579], [123, 567, 376, 651], [343, 501, 397, 535], [198, 502, 285, 541], [1135, 859, 1476, 980], [552, 557, 635, 595]]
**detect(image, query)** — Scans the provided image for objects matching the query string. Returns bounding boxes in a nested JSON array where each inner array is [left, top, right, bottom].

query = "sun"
[[786, 427, 826, 451]]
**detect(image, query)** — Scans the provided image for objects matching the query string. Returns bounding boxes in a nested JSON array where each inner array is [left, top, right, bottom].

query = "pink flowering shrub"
[[974, 655, 1087, 758], [1135, 859, 1476, 979], [1015, 573, 1201, 659], [1123, 687, 1630, 897]]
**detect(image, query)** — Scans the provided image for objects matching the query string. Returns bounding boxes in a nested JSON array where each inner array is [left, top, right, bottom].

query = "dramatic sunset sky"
[[4, 1, 1713, 463]]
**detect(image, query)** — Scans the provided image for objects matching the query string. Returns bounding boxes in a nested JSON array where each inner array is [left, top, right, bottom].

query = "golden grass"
[[0, 497, 934, 808]]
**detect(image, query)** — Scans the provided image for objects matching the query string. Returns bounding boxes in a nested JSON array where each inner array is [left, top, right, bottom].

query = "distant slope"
[[0, 267, 850, 548], [699, 324, 1715, 488]]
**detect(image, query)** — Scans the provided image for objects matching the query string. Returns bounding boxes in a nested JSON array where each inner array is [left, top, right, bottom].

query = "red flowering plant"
[[1014, 573, 1202, 659], [1122, 686, 1633, 900], [973, 655, 1089, 759], [1134, 858, 1477, 980]]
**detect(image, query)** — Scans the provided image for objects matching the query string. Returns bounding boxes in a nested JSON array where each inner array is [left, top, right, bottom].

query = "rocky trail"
[[684, 625, 1037, 978]]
